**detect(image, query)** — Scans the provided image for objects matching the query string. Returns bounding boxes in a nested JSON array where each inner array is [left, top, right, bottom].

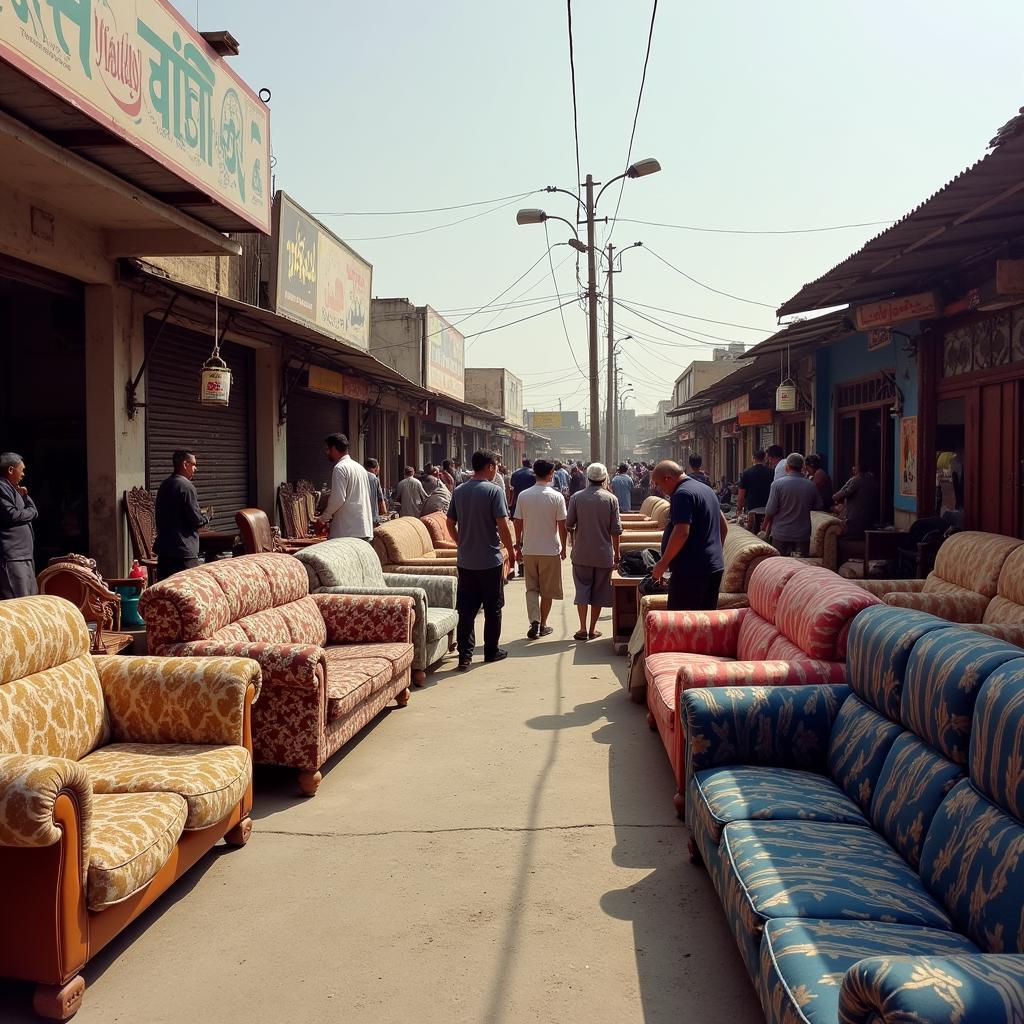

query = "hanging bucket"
[[201, 355, 232, 406], [775, 383, 797, 412]]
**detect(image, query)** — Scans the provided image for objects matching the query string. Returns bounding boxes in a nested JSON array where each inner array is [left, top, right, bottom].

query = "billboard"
[[424, 307, 465, 402], [503, 372, 523, 426], [271, 193, 372, 351], [0, 0, 271, 232], [532, 411, 563, 430]]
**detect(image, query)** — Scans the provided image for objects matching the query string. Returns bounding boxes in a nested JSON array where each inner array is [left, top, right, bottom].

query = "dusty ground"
[[2, 563, 763, 1024]]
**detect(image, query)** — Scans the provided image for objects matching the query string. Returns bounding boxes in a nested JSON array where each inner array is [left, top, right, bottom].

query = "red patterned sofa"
[[420, 511, 458, 552], [643, 558, 881, 815], [140, 553, 415, 797]]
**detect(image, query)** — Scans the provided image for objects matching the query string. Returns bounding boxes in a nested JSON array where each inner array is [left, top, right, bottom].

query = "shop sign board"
[[423, 307, 465, 402], [854, 291, 939, 330], [307, 364, 370, 402], [867, 327, 893, 351], [431, 404, 463, 427], [737, 408, 773, 427], [0, 0, 271, 232], [464, 414, 491, 431], [271, 193, 372, 351], [531, 411, 563, 429], [711, 393, 749, 424], [503, 372, 523, 426]]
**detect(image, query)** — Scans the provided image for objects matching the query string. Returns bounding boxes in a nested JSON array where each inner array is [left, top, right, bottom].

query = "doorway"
[[834, 403, 892, 525]]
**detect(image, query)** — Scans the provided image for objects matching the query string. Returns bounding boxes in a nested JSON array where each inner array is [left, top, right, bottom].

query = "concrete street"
[[2, 562, 762, 1024]]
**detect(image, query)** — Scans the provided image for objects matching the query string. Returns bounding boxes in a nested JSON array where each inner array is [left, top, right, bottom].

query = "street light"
[[603, 244, 642, 466], [617, 383, 635, 459], [517, 157, 662, 461]]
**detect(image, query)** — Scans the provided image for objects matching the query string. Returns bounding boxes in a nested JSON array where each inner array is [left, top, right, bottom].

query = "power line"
[[567, 0, 581, 191], [617, 216, 895, 235], [312, 191, 536, 216], [545, 222, 590, 379], [464, 299, 578, 343], [613, 296, 774, 332], [343, 194, 531, 241], [643, 247, 777, 309]]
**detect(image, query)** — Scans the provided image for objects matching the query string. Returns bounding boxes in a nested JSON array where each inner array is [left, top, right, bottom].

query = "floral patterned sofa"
[[295, 537, 457, 684], [789, 509, 845, 572], [420, 511, 458, 551], [371, 517, 459, 576], [644, 558, 880, 814], [140, 553, 415, 798], [681, 604, 1024, 1024], [0, 596, 261, 1020], [624, 524, 779, 698]]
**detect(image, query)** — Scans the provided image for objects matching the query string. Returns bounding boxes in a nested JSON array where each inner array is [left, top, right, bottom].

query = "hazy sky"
[[197, 1, 1024, 417]]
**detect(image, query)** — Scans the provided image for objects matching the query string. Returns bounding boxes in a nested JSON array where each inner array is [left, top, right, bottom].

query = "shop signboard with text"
[[423, 307, 465, 402], [271, 193, 372, 351], [0, 0, 271, 231], [854, 292, 939, 331], [531, 411, 563, 430], [711, 393, 749, 424]]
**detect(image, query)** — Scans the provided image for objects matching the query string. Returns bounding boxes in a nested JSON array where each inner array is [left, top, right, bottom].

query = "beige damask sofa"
[[789, 510, 845, 572], [372, 517, 459, 576], [0, 596, 261, 1020]]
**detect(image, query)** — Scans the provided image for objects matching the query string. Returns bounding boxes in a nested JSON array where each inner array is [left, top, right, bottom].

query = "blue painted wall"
[[815, 326, 919, 514]]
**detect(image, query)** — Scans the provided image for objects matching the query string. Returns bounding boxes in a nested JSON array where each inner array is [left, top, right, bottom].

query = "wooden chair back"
[[124, 487, 158, 580], [236, 508, 281, 554]]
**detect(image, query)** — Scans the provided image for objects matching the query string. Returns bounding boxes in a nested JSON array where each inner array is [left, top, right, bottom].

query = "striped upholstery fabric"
[[969, 662, 1024, 820], [746, 557, 806, 617], [827, 696, 903, 812]]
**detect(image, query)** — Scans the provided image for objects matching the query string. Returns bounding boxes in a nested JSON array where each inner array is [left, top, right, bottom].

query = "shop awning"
[[778, 113, 1024, 316], [739, 310, 854, 360]]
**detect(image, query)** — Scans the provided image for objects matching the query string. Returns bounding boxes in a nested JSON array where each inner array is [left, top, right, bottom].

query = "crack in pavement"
[[256, 822, 681, 839]]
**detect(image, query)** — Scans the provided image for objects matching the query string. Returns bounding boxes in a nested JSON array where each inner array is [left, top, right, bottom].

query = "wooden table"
[[611, 573, 643, 655], [198, 529, 237, 562]]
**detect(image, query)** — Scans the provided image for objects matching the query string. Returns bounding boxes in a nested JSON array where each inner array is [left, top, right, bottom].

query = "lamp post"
[[517, 157, 661, 462], [617, 382, 634, 457], [604, 240, 642, 466]]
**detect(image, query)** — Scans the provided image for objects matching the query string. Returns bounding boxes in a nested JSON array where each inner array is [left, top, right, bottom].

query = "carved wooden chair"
[[236, 508, 320, 555], [123, 487, 158, 583], [278, 482, 317, 541]]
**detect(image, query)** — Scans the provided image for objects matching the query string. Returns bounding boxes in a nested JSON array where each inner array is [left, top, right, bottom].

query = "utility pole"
[[584, 174, 601, 463], [605, 241, 616, 468]]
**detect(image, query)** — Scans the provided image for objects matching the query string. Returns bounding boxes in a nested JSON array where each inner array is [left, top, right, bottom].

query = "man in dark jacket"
[[154, 450, 209, 580], [0, 451, 38, 598]]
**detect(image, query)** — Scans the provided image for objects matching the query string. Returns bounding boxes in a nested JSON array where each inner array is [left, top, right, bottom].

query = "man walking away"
[[447, 450, 516, 669], [569, 461, 586, 495], [508, 459, 536, 576], [763, 452, 821, 556], [766, 444, 787, 481], [0, 451, 38, 598], [154, 450, 209, 581], [553, 460, 570, 498], [439, 459, 457, 492], [317, 433, 373, 541], [611, 463, 635, 512], [394, 465, 427, 518], [364, 457, 389, 527], [735, 449, 774, 533], [651, 460, 727, 612], [513, 459, 567, 639], [687, 454, 711, 486], [452, 459, 466, 485], [421, 473, 451, 516], [565, 462, 622, 640]]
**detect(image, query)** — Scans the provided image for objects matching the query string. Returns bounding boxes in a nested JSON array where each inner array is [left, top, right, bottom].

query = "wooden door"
[[968, 381, 1020, 535]]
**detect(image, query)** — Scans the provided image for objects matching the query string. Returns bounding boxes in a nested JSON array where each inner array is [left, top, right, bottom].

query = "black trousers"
[[157, 557, 202, 581], [667, 569, 724, 612], [0, 559, 38, 599], [456, 565, 505, 659]]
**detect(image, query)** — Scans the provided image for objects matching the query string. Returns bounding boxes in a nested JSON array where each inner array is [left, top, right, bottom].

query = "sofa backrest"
[[295, 537, 385, 592], [985, 544, 1024, 625], [372, 518, 434, 566], [650, 500, 670, 529], [141, 553, 324, 650], [0, 596, 109, 760], [639, 495, 661, 518], [925, 531, 1023, 598], [735, 559, 813, 661], [421, 512, 452, 548], [720, 525, 777, 596], [807, 511, 844, 562]]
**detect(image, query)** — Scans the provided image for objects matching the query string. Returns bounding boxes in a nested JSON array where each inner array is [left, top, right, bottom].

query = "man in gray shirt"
[[394, 466, 426, 517], [763, 452, 821, 556]]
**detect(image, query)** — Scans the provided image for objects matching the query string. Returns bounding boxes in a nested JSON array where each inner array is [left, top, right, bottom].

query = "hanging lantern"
[[200, 290, 231, 406], [775, 382, 797, 412]]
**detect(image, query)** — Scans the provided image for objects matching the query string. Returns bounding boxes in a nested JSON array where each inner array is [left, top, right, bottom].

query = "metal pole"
[[585, 174, 601, 463], [605, 242, 615, 467]]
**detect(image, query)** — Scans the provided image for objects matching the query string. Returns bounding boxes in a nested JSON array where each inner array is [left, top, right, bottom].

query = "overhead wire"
[[615, 216, 895, 235], [566, 0, 582, 192], [613, 296, 774, 332], [545, 222, 589, 379], [342, 193, 533, 241], [312, 191, 538, 216], [642, 246, 778, 309]]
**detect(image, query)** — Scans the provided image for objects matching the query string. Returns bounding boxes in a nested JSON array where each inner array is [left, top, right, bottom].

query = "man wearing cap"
[[565, 462, 622, 640]]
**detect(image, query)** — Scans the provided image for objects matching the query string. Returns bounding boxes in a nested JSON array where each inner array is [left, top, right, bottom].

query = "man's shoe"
[[484, 649, 509, 663], [457, 657, 472, 671], [539, 625, 554, 637], [527, 621, 540, 640]]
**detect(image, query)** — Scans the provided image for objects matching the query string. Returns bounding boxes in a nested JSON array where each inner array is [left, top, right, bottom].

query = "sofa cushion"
[[969, 663, 1024, 820], [774, 570, 880, 660], [217, 596, 328, 647], [747, 558, 806, 618], [758, 918, 979, 1024], [323, 652, 394, 722], [765, 635, 806, 662], [424, 606, 458, 643], [735, 612, 780, 661], [326, 642, 414, 677], [373, 518, 435, 564], [827, 696, 903, 812], [927, 530, 1023, 599], [420, 512, 456, 549], [87, 791, 187, 910], [296, 537, 386, 592], [81, 742, 251, 829], [690, 765, 869, 851], [720, 526, 777, 595], [869, 733, 964, 870]]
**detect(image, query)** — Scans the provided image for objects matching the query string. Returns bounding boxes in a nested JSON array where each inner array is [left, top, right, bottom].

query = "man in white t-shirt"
[[513, 458, 567, 640], [316, 432, 374, 541]]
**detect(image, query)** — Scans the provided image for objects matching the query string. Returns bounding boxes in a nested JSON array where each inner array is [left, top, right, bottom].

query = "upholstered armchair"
[[420, 511, 458, 551]]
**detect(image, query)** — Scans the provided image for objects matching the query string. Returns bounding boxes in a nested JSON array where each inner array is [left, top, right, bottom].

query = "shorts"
[[524, 554, 563, 599], [571, 563, 613, 607]]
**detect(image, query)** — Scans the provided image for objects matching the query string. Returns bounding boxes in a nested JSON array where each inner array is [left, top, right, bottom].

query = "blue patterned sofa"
[[681, 604, 1024, 1024]]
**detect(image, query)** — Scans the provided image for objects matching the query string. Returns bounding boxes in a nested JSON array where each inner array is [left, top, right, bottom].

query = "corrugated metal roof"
[[778, 114, 1024, 317], [740, 310, 853, 360], [668, 355, 778, 415]]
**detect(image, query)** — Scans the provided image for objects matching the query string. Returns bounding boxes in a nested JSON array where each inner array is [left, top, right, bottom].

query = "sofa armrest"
[[883, 590, 990, 622], [964, 623, 1024, 646], [852, 579, 927, 598], [383, 564, 458, 577], [645, 609, 745, 657], [383, 572, 457, 609], [0, 754, 92, 881], [94, 655, 262, 747], [838, 954, 1024, 1024], [160, 641, 325, 691], [316, 585, 427, 654], [682, 683, 850, 778], [313, 593, 415, 644]]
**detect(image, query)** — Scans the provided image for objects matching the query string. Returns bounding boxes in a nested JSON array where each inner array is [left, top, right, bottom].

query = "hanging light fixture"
[[201, 291, 232, 406], [775, 344, 797, 412]]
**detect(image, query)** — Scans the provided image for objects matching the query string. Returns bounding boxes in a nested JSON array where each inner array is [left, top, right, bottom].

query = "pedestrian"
[[804, 454, 834, 512], [316, 433, 374, 541], [833, 464, 880, 540], [154, 449, 210, 581], [565, 462, 622, 640], [509, 458, 536, 516], [611, 463, 635, 512], [394, 465, 427, 518], [735, 448, 774, 533], [650, 460, 728, 611], [421, 473, 451, 516], [766, 444, 787, 481], [513, 459, 567, 639], [553, 460, 570, 497], [363, 457, 389, 527], [763, 452, 821, 556], [687, 453, 711, 486], [439, 459, 457, 492], [0, 451, 38, 598], [446, 450, 516, 669], [569, 461, 586, 495]]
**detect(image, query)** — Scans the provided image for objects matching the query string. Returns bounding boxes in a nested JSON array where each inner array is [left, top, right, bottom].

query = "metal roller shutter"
[[286, 388, 349, 489], [144, 320, 254, 532]]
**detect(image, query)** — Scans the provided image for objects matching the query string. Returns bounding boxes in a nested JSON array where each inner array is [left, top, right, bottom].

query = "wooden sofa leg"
[[413, 669, 426, 686], [674, 791, 686, 819], [646, 711, 657, 731], [687, 836, 704, 866], [448, 631, 457, 653], [396, 687, 411, 707], [298, 770, 322, 797], [224, 816, 252, 847], [33, 976, 85, 1021]]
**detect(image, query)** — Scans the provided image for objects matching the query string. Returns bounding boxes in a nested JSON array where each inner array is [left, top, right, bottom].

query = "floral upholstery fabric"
[[759, 919, 979, 1024], [837, 953, 1024, 1024], [970, 663, 1024, 820], [0, 595, 90, 685], [314, 594, 414, 645], [420, 512, 458, 549], [87, 791, 186, 910], [720, 525, 778, 595], [826, 697, 903, 812], [989, 543, 1024, 618], [324, 642, 415, 675], [323, 653, 395, 722], [854, 578, 926, 600], [381, 563, 458, 577], [774, 571, 881, 661], [297, 537, 389, 589], [644, 609, 745, 658], [884, 589, 990, 622], [221, 597, 328, 647], [930, 531, 1022, 598], [372, 517, 453, 567], [94, 655, 261, 747], [82, 742, 251, 829], [162, 641, 326, 692]]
